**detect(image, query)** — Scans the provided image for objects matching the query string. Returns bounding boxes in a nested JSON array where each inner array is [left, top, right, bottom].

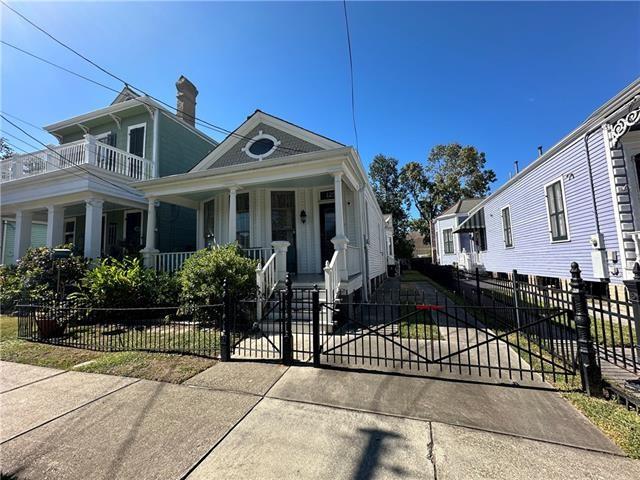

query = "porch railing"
[[154, 251, 196, 273], [324, 250, 341, 325], [458, 250, 482, 272], [0, 135, 153, 183], [243, 247, 274, 264], [256, 251, 279, 319]]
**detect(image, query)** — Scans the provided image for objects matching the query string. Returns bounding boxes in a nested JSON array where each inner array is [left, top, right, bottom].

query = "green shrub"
[[178, 244, 257, 306], [2, 246, 88, 307], [74, 257, 180, 308]]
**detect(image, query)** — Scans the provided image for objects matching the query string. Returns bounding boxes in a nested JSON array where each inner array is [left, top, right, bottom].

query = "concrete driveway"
[[1, 360, 638, 479]]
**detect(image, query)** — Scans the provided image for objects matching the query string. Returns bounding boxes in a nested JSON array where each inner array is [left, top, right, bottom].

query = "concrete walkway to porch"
[[1, 359, 639, 479]]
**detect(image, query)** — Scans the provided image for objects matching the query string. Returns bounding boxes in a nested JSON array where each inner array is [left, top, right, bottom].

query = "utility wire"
[[342, 0, 359, 150], [1, 115, 142, 196], [0, 5, 312, 156]]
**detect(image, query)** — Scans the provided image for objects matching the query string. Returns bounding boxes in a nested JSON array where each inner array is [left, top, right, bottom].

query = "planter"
[[35, 315, 66, 339]]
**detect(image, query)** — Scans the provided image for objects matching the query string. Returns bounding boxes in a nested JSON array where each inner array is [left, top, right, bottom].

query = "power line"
[[0, 4, 313, 156], [1, 115, 143, 196], [342, 0, 359, 150]]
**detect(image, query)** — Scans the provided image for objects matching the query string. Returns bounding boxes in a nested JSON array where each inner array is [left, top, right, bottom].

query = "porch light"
[[300, 210, 307, 224]]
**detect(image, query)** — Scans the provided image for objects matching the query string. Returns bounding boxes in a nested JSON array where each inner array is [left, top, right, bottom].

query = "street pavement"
[[1, 360, 638, 479]]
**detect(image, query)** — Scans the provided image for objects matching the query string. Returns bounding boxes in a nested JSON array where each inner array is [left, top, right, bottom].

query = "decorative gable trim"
[[191, 111, 344, 172]]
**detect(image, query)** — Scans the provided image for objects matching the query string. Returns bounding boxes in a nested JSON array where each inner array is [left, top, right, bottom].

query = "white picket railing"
[[458, 249, 483, 272], [324, 250, 341, 326], [154, 251, 196, 273], [0, 135, 153, 183], [243, 247, 273, 264], [255, 251, 278, 319]]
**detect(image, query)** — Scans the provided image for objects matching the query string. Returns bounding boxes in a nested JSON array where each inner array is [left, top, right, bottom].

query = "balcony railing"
[[0, 135, 153, 183]]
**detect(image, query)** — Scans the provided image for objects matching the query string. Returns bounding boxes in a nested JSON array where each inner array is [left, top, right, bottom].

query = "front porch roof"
[[133, 146, 365, 208]]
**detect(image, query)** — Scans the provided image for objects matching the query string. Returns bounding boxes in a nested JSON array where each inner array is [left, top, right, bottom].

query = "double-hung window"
[[545, 180, 569, 242], [443, 228, 454, 254], [501, 206, 513, 248], [203, 199, 215, 246]]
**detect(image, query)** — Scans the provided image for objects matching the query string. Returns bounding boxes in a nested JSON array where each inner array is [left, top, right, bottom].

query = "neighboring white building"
[[135, 110, 393, 301], [432, 198, 483, 268]]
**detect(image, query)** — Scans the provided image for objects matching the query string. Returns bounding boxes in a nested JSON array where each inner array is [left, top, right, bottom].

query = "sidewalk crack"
[[427, 422, 437, 480]]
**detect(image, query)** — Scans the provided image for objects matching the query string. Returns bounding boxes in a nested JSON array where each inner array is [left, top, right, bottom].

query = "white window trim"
[[242, 130, 281, 161], [126, 123, 147, 158], [442, 228, 454, 255], [501, 205, 514, 249], [544, 177, 571, 243], [63, 217, 76, 245]]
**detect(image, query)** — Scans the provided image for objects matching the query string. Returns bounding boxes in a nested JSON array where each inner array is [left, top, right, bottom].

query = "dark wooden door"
[[271, 191, 297, 273], [319, 203, 336, 266]]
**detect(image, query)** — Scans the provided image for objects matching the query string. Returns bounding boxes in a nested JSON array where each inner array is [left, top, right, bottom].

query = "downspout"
[[152, 108, 160, 178], [583, 126, 602, 235], [358, 186, 369, 302]]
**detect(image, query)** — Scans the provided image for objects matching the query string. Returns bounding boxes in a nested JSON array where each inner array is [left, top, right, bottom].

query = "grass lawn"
[[0, 315, 216, 384], [398, 305, 442, 340], [416, 276, 640, 459], [400, 270, 430, 282]]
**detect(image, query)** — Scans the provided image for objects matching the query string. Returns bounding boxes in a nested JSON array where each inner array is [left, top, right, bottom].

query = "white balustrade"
[[153, 251, 196, 273], [255, 251, 278, 319], [0, 136, 153, 183], [324, 250, 341, 325], [243, 247, 274, 264]]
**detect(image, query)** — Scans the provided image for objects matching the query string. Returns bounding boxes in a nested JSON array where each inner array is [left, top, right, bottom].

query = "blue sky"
[[2, 1, 639, 214]]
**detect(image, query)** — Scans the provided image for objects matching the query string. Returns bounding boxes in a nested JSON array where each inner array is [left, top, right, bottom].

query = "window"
[[585, 280, 610, 299], [64, 219, 75, 245], [443, 228, 454, 254], [236, 193, 250, 248], [545, 180, 569, 242], [242, 131, 280, 160], [501, 206, 513, 248], [203, 199, 215, 246], [127, 124, 146, 157], [535, 276, 561, 289]]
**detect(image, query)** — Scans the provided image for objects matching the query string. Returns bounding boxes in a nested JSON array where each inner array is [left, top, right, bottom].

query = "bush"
[[74, 257, 180, 309], [1, 246, 88, 308], [178, 244, 257, 306]]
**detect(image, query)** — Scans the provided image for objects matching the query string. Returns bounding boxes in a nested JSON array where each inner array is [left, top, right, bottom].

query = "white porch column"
[[141, 197, 159, 267], [271, 241, 290, 282], [46, 205, 65, 248], [196, 204, 205, 250], [84, 198, 103, 259], [331, 172, 349, 281], [14, 210, 33, 262], [228, 187, 237, 244]]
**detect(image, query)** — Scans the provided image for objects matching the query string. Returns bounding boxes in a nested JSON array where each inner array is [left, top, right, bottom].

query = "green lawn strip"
[[562, 393, 640, 460], [398, 304, 442, 340], [418, 277, 640, 459], [400, 270, 430, 282], [0, 315, 216, 384]]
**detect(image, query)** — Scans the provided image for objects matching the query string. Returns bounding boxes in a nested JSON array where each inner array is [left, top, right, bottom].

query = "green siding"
[[2, 222, 48, 265], [156, 203, 197, 253], [157, 112, 215, 176], [61, 112, 154, 160]]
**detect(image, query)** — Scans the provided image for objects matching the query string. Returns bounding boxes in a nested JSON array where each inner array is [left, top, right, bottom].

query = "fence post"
[[623, 262, 640, 361], [512, 269, 521, 329], [475, 267, 482, 306], [312, 284, 321, 368], [220, 279, 231, 362], [570, 262, 602, 397], [282, 273, 294, 365]]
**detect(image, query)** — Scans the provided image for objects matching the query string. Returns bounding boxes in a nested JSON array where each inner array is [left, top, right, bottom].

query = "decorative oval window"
[[242, 131, 280, 160]]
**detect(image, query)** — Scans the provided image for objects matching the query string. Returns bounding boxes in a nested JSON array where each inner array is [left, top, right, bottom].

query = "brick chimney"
[[176, 75, 198, 126]]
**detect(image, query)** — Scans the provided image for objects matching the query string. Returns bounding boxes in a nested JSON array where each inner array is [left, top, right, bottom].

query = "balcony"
[[0, 135, 153, 183]]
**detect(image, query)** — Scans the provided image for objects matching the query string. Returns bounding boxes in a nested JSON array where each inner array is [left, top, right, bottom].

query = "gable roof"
[[439, 198, 484, 217], [111, 86, 139, 105], [190, 110, 345, 172]]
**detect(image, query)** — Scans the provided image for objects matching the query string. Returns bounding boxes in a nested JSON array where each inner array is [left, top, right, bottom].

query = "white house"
[[134, 110, 392, 302], [432, 198, 483, 267]]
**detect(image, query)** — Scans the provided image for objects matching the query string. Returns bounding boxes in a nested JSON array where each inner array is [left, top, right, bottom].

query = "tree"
[[0, 137, 13, 160], [401, 143, 496, 242], [368, 154, 414, 258]]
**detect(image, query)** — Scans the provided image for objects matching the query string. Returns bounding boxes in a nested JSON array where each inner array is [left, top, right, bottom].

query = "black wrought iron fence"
[[415, 262, 639, 376], [17, 303, 223, 358]]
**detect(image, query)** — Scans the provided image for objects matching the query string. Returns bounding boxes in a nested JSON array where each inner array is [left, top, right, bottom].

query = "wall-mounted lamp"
[[300, 210, 307, 224]]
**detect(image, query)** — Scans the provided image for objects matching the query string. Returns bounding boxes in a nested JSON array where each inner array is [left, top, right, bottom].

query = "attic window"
[[242, 131, 280, 160]]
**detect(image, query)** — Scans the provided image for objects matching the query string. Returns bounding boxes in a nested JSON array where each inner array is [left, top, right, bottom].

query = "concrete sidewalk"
[[1, 360, 638, 479]]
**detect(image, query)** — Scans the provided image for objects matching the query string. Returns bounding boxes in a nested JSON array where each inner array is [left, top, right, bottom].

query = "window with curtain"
[[443, 229, 454, 254], [236, 193, 250, 248], [545, 180, 569, 241], [501, 206, 513, 247], [203, 199, 215, 246]]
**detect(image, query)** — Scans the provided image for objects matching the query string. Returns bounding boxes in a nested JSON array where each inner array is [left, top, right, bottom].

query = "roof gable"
[[111, 86, 139, 105], [191, 110, 344, 172]]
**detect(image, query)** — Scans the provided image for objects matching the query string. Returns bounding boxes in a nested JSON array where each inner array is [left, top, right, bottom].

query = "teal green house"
[[0, 76, 217, 263]]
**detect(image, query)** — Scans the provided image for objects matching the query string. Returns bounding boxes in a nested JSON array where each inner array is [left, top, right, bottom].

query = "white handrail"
[[243, 247, 273, 264], [324, 250, 341, 325], [256, 251, 278, 319], [0, 136, 152, 183], [154, 251, 195, 272]]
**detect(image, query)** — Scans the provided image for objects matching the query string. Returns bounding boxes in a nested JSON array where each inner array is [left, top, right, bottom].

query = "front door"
[[271, 191, 297, 274], [319, 203, 336, 266], [124, 211, 143, 253]]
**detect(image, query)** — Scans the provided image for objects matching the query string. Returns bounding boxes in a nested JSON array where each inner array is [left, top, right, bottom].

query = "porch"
[[0, 134, 154, 184]]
